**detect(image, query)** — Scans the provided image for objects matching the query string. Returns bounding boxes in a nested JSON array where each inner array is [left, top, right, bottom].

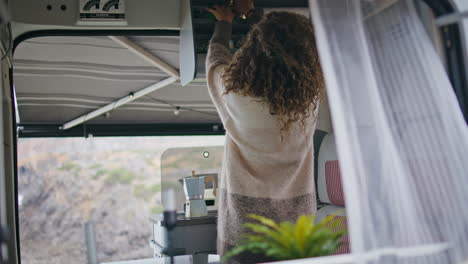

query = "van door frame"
[[6, 1, 468, 263], [423, 0, 468, 120]]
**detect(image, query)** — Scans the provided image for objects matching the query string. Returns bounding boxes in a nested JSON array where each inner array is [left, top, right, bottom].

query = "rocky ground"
[[18, 136, 224, 264]]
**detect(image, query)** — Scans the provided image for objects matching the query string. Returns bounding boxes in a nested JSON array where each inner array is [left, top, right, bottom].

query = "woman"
[[207, 2, 324, 263]]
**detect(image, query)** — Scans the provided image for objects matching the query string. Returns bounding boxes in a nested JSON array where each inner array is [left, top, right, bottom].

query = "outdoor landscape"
[[18, 136, 224, 264]]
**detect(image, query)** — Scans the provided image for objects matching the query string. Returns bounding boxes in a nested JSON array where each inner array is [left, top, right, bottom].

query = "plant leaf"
[[223, 213, 347, 262], [247, 214, 281, 231]]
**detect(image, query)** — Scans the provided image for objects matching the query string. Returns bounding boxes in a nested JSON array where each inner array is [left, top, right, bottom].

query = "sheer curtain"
[[298, 0, 468, 263]]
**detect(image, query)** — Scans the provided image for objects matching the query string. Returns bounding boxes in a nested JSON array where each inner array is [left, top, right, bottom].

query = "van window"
[[18, 136, 224, 264]]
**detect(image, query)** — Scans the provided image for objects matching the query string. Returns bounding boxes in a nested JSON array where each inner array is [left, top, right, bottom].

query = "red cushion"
[[325, 161, 345, 206]]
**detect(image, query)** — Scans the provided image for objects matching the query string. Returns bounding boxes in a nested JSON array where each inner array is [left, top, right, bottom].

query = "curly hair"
[[223, 11, 324, 133]]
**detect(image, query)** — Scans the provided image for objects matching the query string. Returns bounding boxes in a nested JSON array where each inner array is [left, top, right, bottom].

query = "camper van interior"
[[0, 0, 467, 264]]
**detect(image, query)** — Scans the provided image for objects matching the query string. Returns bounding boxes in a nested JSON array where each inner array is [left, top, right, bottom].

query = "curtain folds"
[[306, 0, 468, 263]]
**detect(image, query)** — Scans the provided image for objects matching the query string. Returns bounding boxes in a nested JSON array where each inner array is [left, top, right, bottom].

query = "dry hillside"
[[18, 136, 224, 264]]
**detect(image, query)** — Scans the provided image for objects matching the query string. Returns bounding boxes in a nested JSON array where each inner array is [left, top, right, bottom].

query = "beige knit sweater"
[[206, 21, 318, 264]]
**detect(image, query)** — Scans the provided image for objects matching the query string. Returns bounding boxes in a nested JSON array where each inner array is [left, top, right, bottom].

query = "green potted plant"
[[223, 214, 347, 262]]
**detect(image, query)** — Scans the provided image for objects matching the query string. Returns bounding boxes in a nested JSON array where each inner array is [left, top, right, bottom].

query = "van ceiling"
[[14, 35, 221, 128]]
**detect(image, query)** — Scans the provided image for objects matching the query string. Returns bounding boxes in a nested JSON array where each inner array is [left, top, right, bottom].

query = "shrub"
[[59, 163, 81, 172], [105, 168, 137, 185], [92, 169, 107, 180]]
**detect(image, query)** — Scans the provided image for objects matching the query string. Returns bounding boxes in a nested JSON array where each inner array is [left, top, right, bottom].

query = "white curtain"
[[303, 0, 468, 263]]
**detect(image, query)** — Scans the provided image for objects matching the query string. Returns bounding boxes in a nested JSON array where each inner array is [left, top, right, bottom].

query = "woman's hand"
[[207, 6, 235, 23]]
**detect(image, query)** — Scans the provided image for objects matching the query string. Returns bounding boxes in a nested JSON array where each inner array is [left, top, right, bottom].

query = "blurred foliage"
[[89, 164, 102, 170], [58, 163, 81, 175], [105, 168, 139, 185], [92, 169, 107, 180], [134, 184, 161, 201]]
